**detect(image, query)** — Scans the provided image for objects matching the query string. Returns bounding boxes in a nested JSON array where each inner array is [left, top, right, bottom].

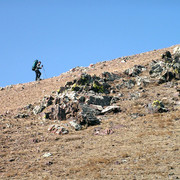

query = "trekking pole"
[[41, 70, 44, 80], [42, 66, 48, 79]]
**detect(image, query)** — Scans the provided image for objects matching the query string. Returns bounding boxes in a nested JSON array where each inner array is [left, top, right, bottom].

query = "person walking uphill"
[[32, 60, 43, 81]]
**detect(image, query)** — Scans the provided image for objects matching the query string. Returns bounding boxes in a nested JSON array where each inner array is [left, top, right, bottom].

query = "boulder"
[[162, 51, 172, 59], [87, 95, 112, 107], [57, 87, 66, 94], [50, 105, 66, 120], [54, 97, 61, 104], [80, 104, 101, 116], [158, 70, 175, 84], [78, 96, 86, 103], [124, 65, 146, 77], [101, 72, 121, 81], [116, 79, 136, 89], [136, 76, 150, 86], [161, 51, 172, 63], [149, 61, 165, 78], [173, 46, 180, 61], [33, 105, 45, 115], [78, 104, 100, 126], [41, 96, 54, 107]]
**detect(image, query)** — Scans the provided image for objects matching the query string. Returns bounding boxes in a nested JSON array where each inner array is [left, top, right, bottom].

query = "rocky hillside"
[[0, 45, 180, 180]]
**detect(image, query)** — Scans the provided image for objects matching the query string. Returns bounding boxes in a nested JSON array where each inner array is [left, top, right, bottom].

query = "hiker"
[[32, 60, 43, 81]]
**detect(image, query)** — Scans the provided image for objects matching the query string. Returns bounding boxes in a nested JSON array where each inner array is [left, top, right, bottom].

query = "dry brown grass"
[[0, 45, 180, 179]]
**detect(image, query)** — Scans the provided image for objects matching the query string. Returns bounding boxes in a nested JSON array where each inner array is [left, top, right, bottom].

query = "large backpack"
[[32, 60, 38, 71]]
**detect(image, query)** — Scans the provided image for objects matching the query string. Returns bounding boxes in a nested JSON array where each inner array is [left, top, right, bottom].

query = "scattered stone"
[[48, 124, 69, 134], [14, 113, 29, 119], [129, 92, 141, 100], [130, 113, 145, 119], [24, 104, 33, 110], [46, 161, 53, 166], [124, 65, 146, 77], [101, 72, 121, 81], [69, 120, 82, 131], [110, 96, 120, 104], [93, 128, 114, 135], [43, 153, 52, 158], [33, 105, 45, 115], [116, 79, 136, 89], [32, 138, 39, 143], [101, 105, 121, 114], [9, 158, 15, 162], [6, 85, 13, 89], [147, 100, 168, 113], [89, 64, 95, 68], [136, 76, 150, 87]]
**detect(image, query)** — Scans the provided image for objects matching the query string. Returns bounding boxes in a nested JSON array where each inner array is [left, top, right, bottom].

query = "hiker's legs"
[[38, 71, 41, 79], [35, 70, 38, 81], [35, 70, 41, 81]]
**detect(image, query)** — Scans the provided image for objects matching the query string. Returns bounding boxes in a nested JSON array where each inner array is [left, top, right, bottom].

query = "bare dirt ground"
[[0, 45, 179, 179]]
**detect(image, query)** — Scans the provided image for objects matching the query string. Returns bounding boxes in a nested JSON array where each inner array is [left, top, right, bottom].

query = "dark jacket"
[[35, 63, 42, 71]]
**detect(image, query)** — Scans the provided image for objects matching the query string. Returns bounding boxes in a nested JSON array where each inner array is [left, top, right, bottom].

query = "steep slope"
[[0, 45, 179, 180], [0, 45, 176, 114]]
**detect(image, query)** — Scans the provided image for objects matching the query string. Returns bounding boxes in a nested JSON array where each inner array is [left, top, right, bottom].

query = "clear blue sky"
[[0, 0, 179, 87]]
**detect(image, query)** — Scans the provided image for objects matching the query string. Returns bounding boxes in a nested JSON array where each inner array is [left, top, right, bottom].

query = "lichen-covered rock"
[[57, 87, 66, 94], [147, 100, 168, 113], [149, 58, 180, 83]]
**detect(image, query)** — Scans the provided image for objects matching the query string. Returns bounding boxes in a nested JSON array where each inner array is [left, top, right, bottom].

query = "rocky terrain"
[[0, 45, 180, 180]]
